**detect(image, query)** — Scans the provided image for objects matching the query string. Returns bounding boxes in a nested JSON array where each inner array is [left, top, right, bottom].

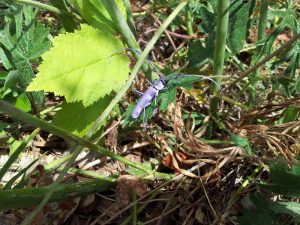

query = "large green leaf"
[[27, 24, 130, 106], [260, 163, 300, 197]]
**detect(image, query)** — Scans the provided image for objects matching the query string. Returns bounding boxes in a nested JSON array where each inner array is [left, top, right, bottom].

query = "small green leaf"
[[27, 24, 130, 106], [7, 137, 22, 156], [4, 70, 19, 90], [231, 134, 252, 155], [282, 106, 300, 123], [159, 87, 176, 111], [187, 40, 212, 69], [14, 93, 31, 112]]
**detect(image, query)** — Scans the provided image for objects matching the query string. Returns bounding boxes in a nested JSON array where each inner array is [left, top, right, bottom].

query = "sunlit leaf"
[[27, 24, 130, 107]]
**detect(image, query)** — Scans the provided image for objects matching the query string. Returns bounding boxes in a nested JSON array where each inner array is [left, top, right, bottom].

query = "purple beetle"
[[131, 78, 165, 119]]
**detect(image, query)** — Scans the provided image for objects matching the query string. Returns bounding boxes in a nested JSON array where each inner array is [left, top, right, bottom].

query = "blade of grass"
[[186, 1, 194, 36], [3, 157, 41, 190], [249, 0, 269, 103], [0, 178, 115, 210], [119, 190, 161, 225], [123, 0, 137, 37], [131, 192, 137, 225], [0, 128, 40, 182]]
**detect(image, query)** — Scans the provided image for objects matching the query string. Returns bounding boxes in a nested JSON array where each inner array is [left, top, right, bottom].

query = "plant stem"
[[186, 1, 194, 36], [210, 0, 230, 114], [87, 1, 188, 137], [102, 0, 154, 80], [257, 0, 269, 41], [15, 0, 62, 14], [0, 178, 115, 210], [249, 0, 269, 103], [123, 0, 137, 37], [131, 192, 137, 225]]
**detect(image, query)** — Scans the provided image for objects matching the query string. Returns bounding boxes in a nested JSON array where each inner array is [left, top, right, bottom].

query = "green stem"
[[223, 165, 263, 214], [186, 1, 194, 36], [87, 1, 188, 137], [102, 0, 153, 80], [220, 95, 250, 111], [15, 0, 62, 14], [131, 192, 137, 225], [257, 0, 269, 41], [123, 0, 137, 37], [210, 0, 230, 114], [249, 0, 269, 102], [120, 190, 161, 225], [0, 178, 115, 210]]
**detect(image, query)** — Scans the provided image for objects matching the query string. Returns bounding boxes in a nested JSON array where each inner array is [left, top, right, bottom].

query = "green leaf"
[[7, 137, 22, 156], [227, 0, 254, 53], [159, 87, 176, 111], [49, 0, 77, 32], [238, 193, 278, 225], [71, 0, 126, 32], [187, 40, 212, 69], [4, 70, 19, 91], [258, 7, 299, 56], [0, 5, 51, 109], [27, 24, 130, 107], [52, 96, 110, 137], [14, 93, 31, 112], [260, 163, 300, 197], [282, 106, 300, 123], [272, 201, 300, 222], [231, 134, 252, 155]]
